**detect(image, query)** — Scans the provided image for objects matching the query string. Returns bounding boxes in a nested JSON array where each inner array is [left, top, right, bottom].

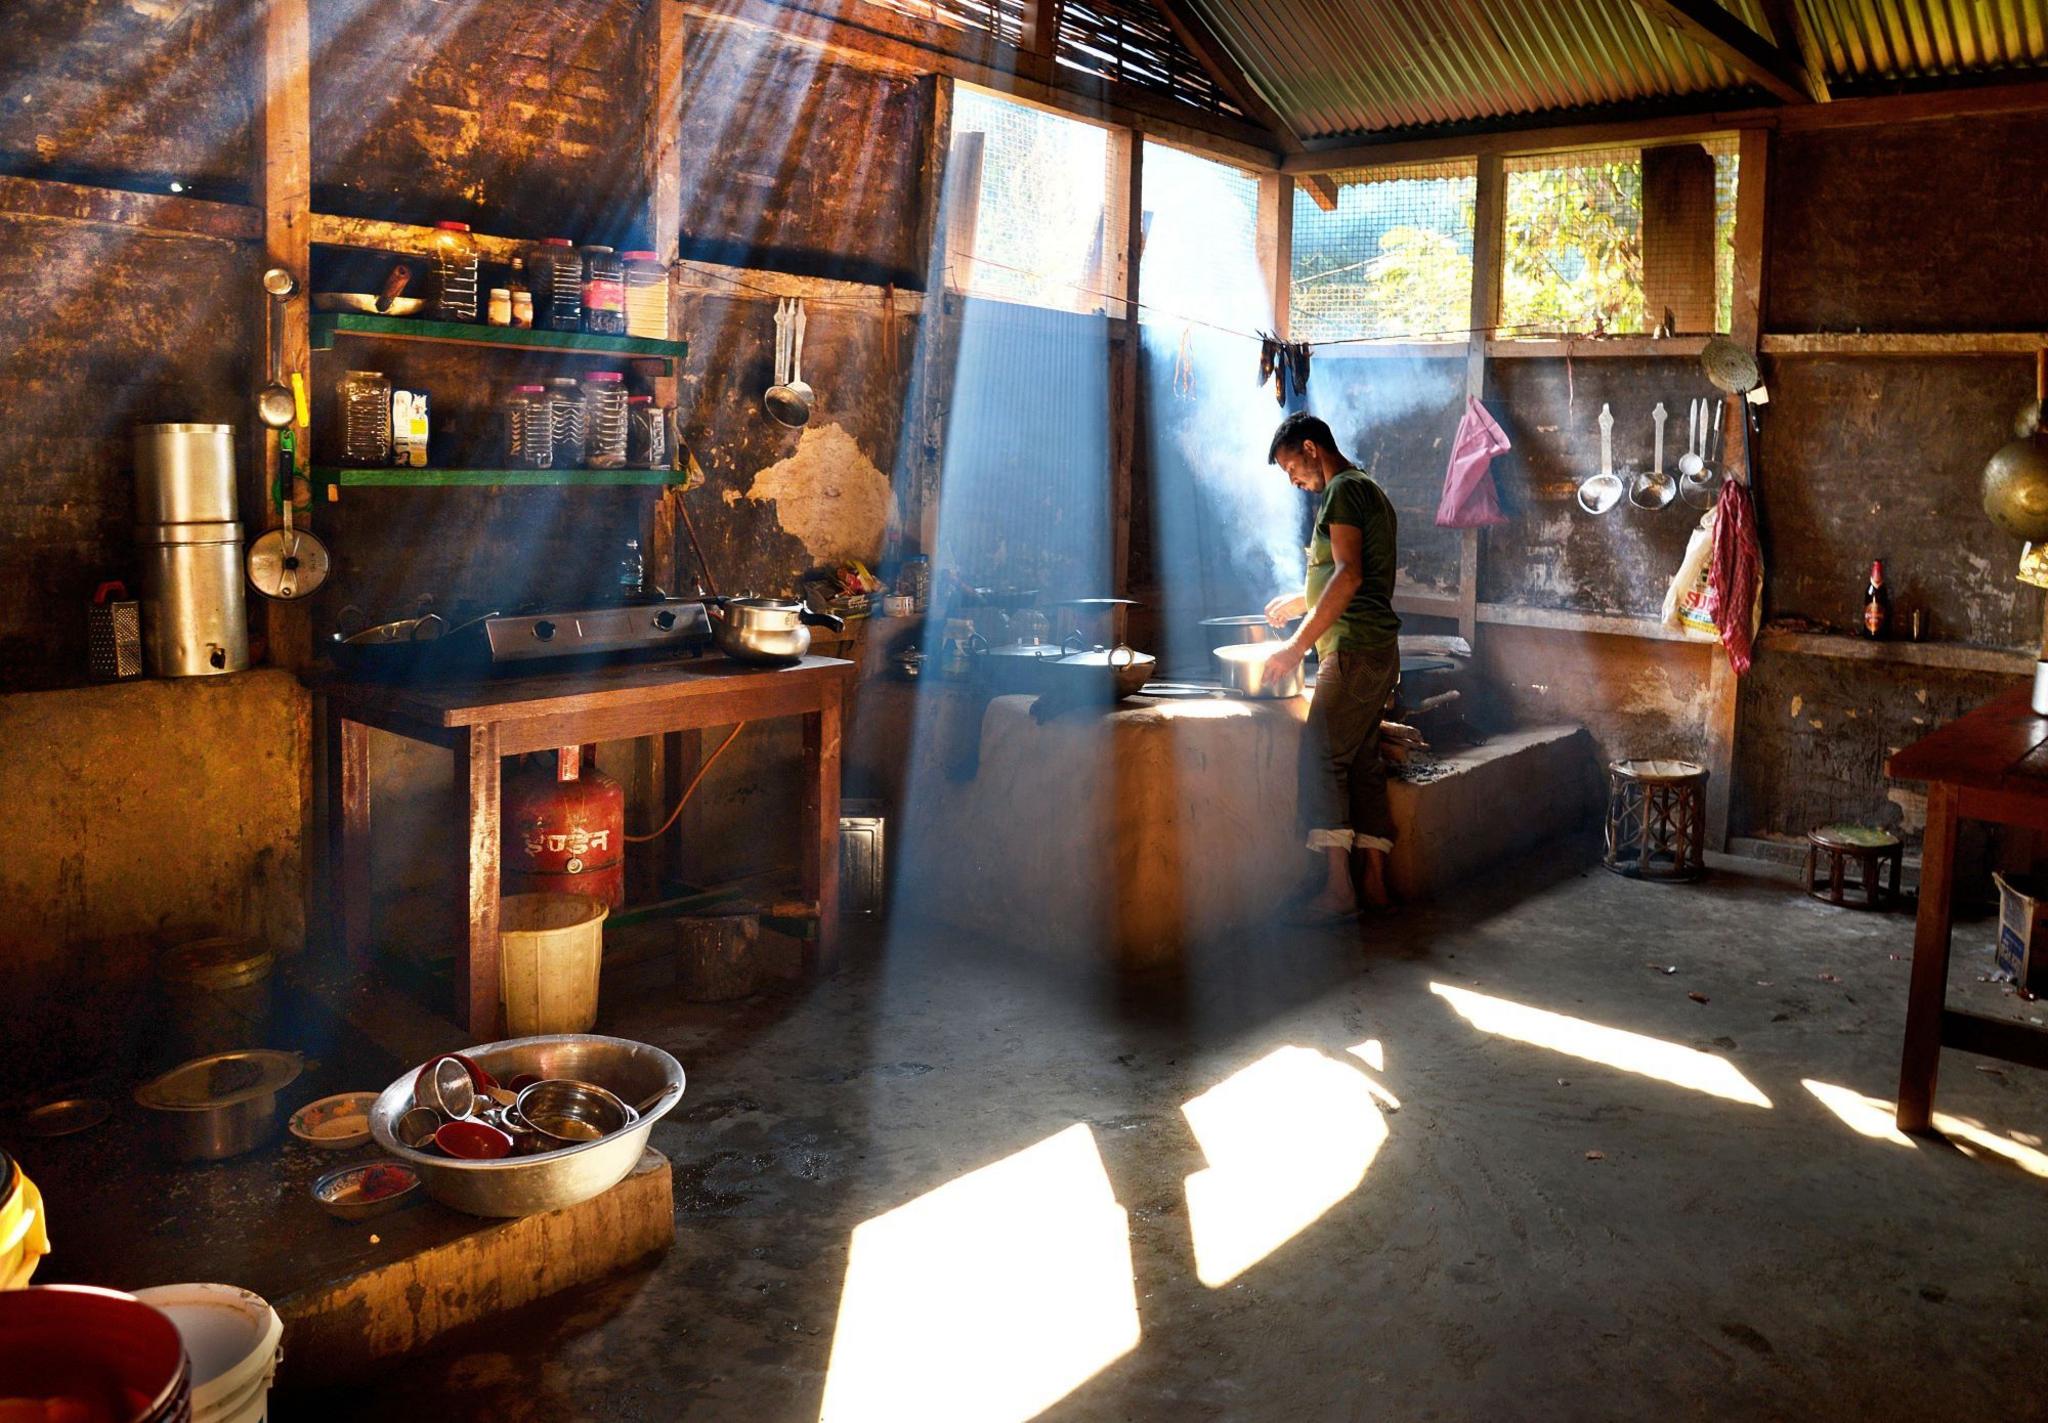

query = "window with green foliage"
[[1288, 160, 1476, 344], [1500, 141, 1737, 337]]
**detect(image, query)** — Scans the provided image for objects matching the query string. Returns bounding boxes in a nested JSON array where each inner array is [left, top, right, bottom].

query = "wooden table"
[[322, 655, 852, 1035], [1887, 686, 2048, 1130]]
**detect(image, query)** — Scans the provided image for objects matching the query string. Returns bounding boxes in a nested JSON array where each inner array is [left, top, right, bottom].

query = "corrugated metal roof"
[[1177, 0, 2048, 142], [1798, 0, 2048, 85]]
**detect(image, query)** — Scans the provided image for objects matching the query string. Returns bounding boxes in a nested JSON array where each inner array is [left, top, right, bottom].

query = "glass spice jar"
[[581, 371, 629, 469], [545, 377, 588, 469], [524, 237, 583, 332], [504, 385, 552, 469], [620, 251, 668, 340], [579, 246, 626, 336], [339, 370, 392, 467], [626, 395, 668, 470], [428, 220, 480, 323]]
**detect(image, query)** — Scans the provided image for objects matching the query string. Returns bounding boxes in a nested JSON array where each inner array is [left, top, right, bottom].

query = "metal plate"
[[246, 525, 331, 600], [18, 1097, 112, 1137]]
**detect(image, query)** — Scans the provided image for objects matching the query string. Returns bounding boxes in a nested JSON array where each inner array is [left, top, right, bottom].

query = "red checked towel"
[[1708, 474, 1762, 674], [1435, 395, 1511, 529]]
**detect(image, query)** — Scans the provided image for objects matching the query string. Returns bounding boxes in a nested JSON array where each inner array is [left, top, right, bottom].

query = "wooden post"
[[1459, 153, 1505, 648], [335, 716, 372, 967], [1109, 130, 1144, 596], [1731, 127, 1770, 351], [802, 679, 845, 972], [462, 723, 504, 1037], [260, 0, 312, 672], [646, 0, 685, 268], [1256, 171, 1293, 338], [1897, 779, 1959, 1131]]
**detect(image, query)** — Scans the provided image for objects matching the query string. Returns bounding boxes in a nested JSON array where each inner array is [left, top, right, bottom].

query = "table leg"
[[1897, 780, 1960, 1132], [459, 723, 503, 1038], [666, 728, 701, 891], [336, 716, 372, 969], [802, 681, 844, 972]]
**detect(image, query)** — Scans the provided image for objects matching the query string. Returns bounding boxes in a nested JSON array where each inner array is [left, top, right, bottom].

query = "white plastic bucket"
[[133, 1282, 282, 1423], [500, 892, 608, 1035]]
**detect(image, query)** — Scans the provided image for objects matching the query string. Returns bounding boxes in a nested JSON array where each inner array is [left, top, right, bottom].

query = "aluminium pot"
[[134, 1048, 302, 1161], [1214, 641, 1305, 699], [708, 595, 844, 665], [973, 640, 1067, 697], [1199, 613, 1297, 655]]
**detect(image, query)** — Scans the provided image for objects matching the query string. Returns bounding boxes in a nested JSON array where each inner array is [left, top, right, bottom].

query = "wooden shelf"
[[311, 466, 679, 489], [1755, 629, 2033, 675], [311, 312, 686, 364], [1759, 332, 2048, 357], [1475, 602, 1703, 643]]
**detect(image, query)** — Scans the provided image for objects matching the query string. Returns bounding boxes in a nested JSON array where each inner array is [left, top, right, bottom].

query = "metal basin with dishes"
[[369, 1034, 685, 1218]]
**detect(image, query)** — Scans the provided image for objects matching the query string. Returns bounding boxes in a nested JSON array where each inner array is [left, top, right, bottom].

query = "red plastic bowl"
[[434, 1118, 513, 1160], [0, 1284, 193, 1422]]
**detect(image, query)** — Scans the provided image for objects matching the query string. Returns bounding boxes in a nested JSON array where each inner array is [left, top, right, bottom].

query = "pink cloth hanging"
[[1435, 395, 1511, 529]]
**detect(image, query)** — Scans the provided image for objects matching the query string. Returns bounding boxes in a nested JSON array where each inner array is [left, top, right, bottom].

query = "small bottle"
[[1863, 560, 1891, 639], [511, 289, 534, 330], [486, 287, 512, 327], [619, 538, 644, 598]]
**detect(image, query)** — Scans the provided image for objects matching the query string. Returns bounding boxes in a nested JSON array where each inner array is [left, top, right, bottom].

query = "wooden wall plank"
[[261, 0, 313, 672]]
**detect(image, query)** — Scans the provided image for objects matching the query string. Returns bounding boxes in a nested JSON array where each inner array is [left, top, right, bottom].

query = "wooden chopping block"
[[675, 912, 764, 1001]]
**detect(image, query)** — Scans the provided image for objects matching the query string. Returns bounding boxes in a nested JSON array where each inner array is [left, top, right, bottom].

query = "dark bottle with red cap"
[[1862, 560, 1890, 639]]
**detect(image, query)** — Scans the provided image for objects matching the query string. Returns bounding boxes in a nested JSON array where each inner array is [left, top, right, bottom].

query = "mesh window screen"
[[949, 87, 1118, 313], [1139, 142, 1264, 331], [1501, 141, 1737, 337], [1288, 159, 1477, 344]]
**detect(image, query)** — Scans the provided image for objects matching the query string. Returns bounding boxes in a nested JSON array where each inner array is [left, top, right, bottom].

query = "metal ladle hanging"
[[255, 267, 298, 430]]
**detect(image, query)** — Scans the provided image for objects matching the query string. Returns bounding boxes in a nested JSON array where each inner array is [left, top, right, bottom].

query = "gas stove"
[[480, 593, 714, 666]]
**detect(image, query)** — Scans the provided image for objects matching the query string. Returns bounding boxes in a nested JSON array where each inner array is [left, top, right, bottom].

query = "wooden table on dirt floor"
[[321, 655, 853, 1036], [1887, 685, 2048, 1131]]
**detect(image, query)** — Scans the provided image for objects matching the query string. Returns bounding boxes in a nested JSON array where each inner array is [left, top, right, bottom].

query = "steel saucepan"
[[972, 640, 1067, 697], [708, 595, 844, 665], [1214, 642, 1305, 699], [134, 1049, 303, 1161]]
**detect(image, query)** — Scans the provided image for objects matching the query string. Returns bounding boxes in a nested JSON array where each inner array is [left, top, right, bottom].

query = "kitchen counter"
[[320, 655, 854, 1035]]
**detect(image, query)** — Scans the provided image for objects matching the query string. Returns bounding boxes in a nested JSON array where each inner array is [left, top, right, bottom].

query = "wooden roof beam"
[[1142, 0, 1302, 152], [1300, 172, 1339, 211], [1632, 0, 1819, 104], [1756, 0, 1831, 102]]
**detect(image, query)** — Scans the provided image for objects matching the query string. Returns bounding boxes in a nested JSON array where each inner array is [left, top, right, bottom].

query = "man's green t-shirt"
[[1303, 468, 1400, 661]]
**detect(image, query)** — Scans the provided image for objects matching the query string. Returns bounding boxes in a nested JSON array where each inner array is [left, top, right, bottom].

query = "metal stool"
[[1603, 759, 1708, 881], [1804, 823, 1902, 910]]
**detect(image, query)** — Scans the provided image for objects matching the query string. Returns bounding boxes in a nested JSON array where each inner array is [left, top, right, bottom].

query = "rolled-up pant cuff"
[[1306, 829, 1394, 853]]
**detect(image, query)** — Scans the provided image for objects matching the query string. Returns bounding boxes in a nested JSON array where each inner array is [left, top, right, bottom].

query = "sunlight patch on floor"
[[1802, 1079, 2048, 1176], [1182, 1045, 1389, 1287], [1430, 982, 1773, 1108], [818, 1123, 1138, 1423]]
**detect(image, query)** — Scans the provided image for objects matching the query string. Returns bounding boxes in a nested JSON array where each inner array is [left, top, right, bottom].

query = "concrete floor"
[[309, 844, 2048, 1421]]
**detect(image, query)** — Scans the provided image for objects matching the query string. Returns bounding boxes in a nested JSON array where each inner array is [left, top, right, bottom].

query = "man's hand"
[[1260, 640, 1305, 690], [1264, 593, 1307, 627]]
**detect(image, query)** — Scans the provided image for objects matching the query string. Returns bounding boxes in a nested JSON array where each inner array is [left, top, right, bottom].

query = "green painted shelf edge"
[[311, 466, 680, 488], [310, 312, 687, 362]]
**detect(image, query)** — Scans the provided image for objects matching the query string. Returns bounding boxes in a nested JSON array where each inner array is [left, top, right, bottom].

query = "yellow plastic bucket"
[[499, 893, 608, 1036], [0, 1152, 50, 1289]]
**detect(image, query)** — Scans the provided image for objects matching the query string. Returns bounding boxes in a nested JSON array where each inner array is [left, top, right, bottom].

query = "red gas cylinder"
[[504, 752, 625, 907]]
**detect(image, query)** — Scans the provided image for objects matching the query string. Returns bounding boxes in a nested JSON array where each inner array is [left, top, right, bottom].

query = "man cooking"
[[1258, 412, 1401, 917]]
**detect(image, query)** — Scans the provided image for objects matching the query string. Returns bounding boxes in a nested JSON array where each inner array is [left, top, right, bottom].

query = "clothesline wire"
[[673, 251, 1582, 350]]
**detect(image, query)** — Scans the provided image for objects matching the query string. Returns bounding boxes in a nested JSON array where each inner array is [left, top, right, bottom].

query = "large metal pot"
[[1214, 642, 1305, 699], [134, 422, 237, 525], [369, 1033, 685, 1218], [973, 640, 1067, 696], [708, 596, 844, 665], [1047, 638, 1155, 701], [136, 520, 250, 677], [1199, 614, 1296, 654], [133, 1049, 302, 1161]]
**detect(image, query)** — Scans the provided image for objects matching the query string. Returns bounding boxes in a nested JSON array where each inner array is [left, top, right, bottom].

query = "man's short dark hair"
[[1268, 412, 1338, 464]]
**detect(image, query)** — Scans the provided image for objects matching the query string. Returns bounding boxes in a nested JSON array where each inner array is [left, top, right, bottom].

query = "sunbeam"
[[1181, 1045, 1390, 1287], [1430, 981, 1772, 1107], [818, 1123, 1140, 1423]]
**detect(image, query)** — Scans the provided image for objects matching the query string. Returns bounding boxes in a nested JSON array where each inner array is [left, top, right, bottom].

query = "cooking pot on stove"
[[1046, 633, 1155, 702], [973, 639, 1067, 697], [708, 595, 844, 665]]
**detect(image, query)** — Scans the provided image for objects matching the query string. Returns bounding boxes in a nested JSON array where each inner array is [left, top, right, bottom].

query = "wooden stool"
[[1603, 759, 1708, 881], [1804, 824, 1902, 909]]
